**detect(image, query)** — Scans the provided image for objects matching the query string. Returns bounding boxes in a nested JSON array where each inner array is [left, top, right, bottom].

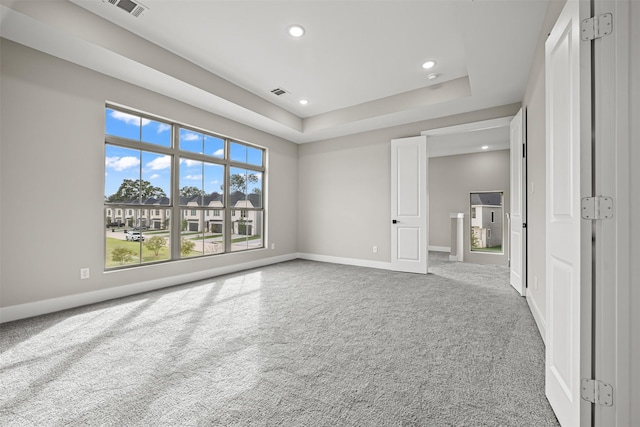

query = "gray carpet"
[[0, 253, 559, 426]]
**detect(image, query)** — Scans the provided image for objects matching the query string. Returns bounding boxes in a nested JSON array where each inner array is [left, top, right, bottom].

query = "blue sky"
[[105, 109, 173, 198], [230, 141, 263, 166], [105, 109, 260, 199]]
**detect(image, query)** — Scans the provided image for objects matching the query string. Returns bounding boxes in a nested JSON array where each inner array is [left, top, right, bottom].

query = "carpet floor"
[[1, 253, 559, 426]]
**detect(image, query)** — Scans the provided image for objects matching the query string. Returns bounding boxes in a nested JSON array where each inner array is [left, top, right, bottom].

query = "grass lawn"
[[231, 235, 262, 243], [189, 234, 223, 240], [105, 237, 171, 268], [472, 246, 503, 253], [106, 234, 263, 267]]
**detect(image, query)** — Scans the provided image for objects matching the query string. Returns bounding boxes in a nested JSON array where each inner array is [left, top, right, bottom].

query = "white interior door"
[[391, 136, 428, 274], [509, 108, 524, 296], [545, 0, 592, 426]]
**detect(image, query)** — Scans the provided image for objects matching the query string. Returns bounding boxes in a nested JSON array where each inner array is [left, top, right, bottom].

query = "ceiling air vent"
[[102, 0, 148, 17], [270, 87, 289, 96]]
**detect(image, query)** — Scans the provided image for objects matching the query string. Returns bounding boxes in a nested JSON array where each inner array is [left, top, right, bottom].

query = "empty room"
[[1, 1, 638, 426]]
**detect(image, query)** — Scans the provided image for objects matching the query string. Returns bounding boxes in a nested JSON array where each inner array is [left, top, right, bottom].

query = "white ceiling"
[[427, 123, 511, 158], [0, 0, 548, 145]]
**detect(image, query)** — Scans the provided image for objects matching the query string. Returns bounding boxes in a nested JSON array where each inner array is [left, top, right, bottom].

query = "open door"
[[545, 0, 592, 425], [509, 108, 525, 296], [391, 136, 428, 274]]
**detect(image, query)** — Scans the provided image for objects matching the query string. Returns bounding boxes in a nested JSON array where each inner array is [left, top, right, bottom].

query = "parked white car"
[[125, 231, 144, 241]]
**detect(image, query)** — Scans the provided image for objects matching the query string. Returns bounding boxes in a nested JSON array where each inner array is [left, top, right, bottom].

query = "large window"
[[104, 106, 265, 269]]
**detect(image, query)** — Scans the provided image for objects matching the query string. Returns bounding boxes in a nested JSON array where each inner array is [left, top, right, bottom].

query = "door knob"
[[392, 219, 398, 224]]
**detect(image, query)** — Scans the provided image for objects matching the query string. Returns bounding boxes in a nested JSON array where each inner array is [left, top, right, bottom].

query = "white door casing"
[[510, 108, 525, 296], [391, 136, 428, 274], [545, 1, 592, 426], [593, 0, 633, 425]]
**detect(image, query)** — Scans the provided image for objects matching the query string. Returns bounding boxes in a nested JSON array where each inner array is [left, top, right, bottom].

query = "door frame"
[[592, 0, 633, 425], [421, 116, 514, 265]]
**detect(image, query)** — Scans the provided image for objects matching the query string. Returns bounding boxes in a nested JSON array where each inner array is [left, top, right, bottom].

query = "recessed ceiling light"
[[428, 73, 438, 80], [422, 60, 436, 69], [299, 99, 309, 105], [481, 145, 489, 150], [287, 25, 305, 38]]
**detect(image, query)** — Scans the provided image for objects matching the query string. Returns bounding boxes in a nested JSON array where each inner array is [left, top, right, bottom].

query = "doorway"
[[421, 116, 517, 270]]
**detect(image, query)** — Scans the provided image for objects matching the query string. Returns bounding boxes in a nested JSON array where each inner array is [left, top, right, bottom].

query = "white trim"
[[421, 117, 513, 137], [428, 246, 450, 252], [527, 294, 546, 344], [297, 253, 392, 271], [593, 1, 632, 424], [421, 117, 514, 158], [0, 253, 297, 323]]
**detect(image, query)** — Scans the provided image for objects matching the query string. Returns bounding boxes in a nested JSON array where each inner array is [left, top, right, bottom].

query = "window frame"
[[104, 105, 266, 270]]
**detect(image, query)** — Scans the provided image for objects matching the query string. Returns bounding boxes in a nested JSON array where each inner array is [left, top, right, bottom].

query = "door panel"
[[510, 109, 524, 295], [545, 1, 592, 425], [391, 136, 427, 274], [397, 227, 420, 261]]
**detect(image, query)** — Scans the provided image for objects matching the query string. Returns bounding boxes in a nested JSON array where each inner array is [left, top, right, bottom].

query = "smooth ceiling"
[[0, 0, 548, 143]]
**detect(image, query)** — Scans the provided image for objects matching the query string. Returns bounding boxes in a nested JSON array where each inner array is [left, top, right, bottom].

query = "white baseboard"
[[297, 253, 392, 271], [0, 253, 297, 324], [429, 246, 451, 252], [526, 293, 546, 344]]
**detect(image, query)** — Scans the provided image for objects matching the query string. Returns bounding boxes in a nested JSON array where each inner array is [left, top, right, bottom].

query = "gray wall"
[[0, 39, 298, 308], [297, 104, 520, 263], [429, 150, 510, 266]]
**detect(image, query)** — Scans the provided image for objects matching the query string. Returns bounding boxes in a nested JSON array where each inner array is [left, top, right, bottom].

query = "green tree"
[[180, 186, 205, 198], [227, 173, 259, 193], [471, 229, 479, 249], [181, 238, 195, 256], [112, 247, 135, 265], [107, 179, 166, 202], [144, 236, 167, 257]]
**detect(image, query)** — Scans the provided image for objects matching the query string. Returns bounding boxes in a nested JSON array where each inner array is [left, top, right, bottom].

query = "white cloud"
[[110, 110, 150, 126], [149, 174, 160, 180], [146, 155, 171, 170], [157, 123, 171, 133], [180, 158, 201, 167], [181, 131, 200, 141], [185, 174, 203, 180], [105, 156, 140, 171], [213, 148, 224, 156], [210, 180, 219, 185]]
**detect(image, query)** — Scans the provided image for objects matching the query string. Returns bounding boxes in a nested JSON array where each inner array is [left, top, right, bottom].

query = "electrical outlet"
[[271, 243, 275, 250], [80, 268, 90, 280], [372, 246, 378, 253]]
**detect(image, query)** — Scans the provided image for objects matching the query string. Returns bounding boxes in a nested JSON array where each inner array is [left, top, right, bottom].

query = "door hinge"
[[581, 13, 613, 41], [581, 196, 614, 220], [581, 378, 614, 406]]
